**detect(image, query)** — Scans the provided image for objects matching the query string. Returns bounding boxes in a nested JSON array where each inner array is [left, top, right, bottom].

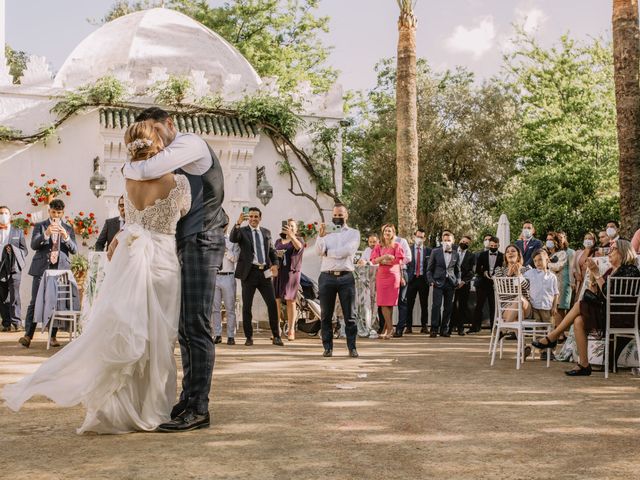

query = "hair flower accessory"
[[126, 138, 153, 155]]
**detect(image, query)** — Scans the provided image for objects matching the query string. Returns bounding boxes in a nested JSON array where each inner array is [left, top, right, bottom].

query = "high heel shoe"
[[531, 336, 557, 350], [564, 363, 592, 376]]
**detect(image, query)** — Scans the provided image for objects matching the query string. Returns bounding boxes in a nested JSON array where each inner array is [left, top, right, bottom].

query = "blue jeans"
[[319, 272, 357, 351], [430, 281, 455, 333]]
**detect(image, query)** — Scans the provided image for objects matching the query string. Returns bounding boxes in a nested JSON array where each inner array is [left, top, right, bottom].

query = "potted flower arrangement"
[[69, 212, 98, 246], [297, 221, 319, 240], [26, 173, 71, 207], [70, 253, 89, 304], [11, 211, 34, 235]]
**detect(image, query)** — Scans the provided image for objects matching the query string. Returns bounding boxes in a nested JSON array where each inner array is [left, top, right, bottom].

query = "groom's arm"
[[123, 134, 212, 180]]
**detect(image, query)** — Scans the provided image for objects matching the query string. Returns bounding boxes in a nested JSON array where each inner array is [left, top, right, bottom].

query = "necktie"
[[415, 247, 421, 276], [50, 231, 60, 265], [253, 229, 265, 264]]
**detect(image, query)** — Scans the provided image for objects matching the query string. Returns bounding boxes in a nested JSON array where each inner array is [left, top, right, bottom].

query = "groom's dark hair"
[[135, 107, 170, 123]]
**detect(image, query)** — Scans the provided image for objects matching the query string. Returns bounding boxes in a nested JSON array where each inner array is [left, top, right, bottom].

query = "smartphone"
[[281, 220, 288, 229], [242, 206, 249, 215], [326, 223, 341, 234]]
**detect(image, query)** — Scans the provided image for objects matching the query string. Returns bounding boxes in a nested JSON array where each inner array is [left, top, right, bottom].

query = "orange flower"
[[87, 227, 93, 234], [66, 192, 71, 196], [89, 213, 95, 218], [26, 213, 31, 218], [40, 173, 46, 177], [61, 185, 67, 190], [78, 211, 84, 216], [28, 181, 34, 187]]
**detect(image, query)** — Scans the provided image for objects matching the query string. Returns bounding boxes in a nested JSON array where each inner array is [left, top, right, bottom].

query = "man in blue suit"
[[427, 231, 461, 338], [395, 228, 431, 336], [515, 220, 542, 267], [19, 199, 77, 348]]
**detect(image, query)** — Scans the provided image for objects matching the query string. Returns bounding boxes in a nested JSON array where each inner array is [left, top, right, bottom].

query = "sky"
[[5, 0, 612, 93]]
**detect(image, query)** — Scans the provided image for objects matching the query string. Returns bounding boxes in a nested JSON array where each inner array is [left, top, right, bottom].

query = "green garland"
[[0, 75, 342, 219]]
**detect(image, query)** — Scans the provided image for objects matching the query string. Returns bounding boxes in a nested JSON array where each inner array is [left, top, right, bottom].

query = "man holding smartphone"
[[19, 199, 77, 348], [316, 203, 361, 358]]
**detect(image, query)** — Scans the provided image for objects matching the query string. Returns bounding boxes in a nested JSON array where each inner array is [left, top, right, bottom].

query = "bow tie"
[[444, 249, 452, 253], [489, 252, 497, 256], [0, 225, 7, 230]]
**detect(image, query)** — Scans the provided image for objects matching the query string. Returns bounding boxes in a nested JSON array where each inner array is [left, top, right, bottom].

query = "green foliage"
[[233, 92, 303, 139], [151, 75, 193, 106], [308, 122, 341, 195], [5, 45, 28, 84], [498, 32, 619, 246], [52, 76, 128, 117], [101, 0, 337, 93], [91, 0, 161, 24], [0, 125, 23, 142], [70, 254, 90, 275]]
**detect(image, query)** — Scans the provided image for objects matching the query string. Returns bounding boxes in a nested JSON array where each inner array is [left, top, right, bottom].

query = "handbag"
[[582, 287, 606, 331]]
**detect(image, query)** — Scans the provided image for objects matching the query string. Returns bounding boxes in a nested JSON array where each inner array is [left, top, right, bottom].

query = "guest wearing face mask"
[[468, 236, 503, 333], [545, 232, 570, 334], [450, 235, 475, 336], [572, 232, 596, 292], [426, 231, 461, 337], [398, 228, 431, 335], [0, 206, 28, 332], [596, 230, 611, 257], [515, 221, 542, 267], [606, 221, 620, 244], [481, 234, 492, 252]]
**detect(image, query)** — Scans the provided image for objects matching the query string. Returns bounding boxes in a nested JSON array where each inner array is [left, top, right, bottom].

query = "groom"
[[122, 107, 226, 432]]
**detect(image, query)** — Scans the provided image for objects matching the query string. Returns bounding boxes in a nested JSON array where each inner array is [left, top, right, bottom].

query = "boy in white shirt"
[[524, 250, 559, 324]]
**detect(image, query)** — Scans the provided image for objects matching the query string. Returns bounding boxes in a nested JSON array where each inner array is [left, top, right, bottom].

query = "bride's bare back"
[[125, 174, 177, 211]]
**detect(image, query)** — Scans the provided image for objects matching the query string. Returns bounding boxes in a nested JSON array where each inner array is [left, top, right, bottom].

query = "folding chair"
[[490, 276, 553, 370], [604, 277, 640, 379], [47, 271, 81, 350]]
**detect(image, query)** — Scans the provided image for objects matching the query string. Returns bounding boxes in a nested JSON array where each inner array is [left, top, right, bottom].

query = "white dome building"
[[0, 6, 344, 311]]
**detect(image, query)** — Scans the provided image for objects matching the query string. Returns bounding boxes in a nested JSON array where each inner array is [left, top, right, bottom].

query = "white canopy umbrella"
[[496, 214, 511, 253]]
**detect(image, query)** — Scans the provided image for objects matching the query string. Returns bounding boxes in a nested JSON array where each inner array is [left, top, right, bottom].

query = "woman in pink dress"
[[370, 224, 405, 339]]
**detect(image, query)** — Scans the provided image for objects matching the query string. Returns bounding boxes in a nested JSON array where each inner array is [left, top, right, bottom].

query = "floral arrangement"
[[297, 221, 319, 239], [69, 212, 98, 239], [10, 211, 34, 232], [26, 173, 70, 206]]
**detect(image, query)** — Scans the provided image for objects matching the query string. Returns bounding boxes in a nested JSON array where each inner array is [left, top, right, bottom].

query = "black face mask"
[[459, 243, 469, 250], [489, 247, 499, 253], [279, 233, 287, 239], [332, 217, 345, 226]]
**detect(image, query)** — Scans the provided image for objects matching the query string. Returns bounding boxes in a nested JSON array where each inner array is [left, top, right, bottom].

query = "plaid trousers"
[[177, 229, 225, 414]]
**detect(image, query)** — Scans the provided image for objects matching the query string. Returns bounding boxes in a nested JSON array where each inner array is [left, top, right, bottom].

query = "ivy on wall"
[[0, 76, 342, 219]]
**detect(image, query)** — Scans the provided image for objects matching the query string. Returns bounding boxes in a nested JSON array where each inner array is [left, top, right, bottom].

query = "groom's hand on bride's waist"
[[107, 235, 119, 261]]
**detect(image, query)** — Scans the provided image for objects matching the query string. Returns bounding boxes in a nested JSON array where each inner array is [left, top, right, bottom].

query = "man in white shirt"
[[212, 225, 240, 345], [316, 204, 361, 358], [358, 234, 379, 264], [95, 196, 125, 252], [392, 234, 412, 336]]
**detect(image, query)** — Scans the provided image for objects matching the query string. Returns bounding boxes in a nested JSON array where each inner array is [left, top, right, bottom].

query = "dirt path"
[[1, 330, 639, 480]]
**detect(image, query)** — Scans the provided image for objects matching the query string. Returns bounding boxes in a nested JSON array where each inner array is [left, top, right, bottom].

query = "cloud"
[[445, 16, 496, 59], [516, 7, 548, 34]]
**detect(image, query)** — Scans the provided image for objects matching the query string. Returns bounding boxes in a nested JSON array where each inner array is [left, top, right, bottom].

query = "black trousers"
[[319, 272, 357, 351], [241, 265, 280, 339], [451, 282, 471, 333], [405, 276, 429, 330], [431, 282, 455, 333], [472, 282, 495, 330], [177, 230, 224, 414], [0, 274, 22, 328], [24, 275, 58, 338]]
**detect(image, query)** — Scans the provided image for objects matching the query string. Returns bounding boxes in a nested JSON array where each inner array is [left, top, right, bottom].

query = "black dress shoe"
[[273, 337, 284, 346], [420, 327, 429, 334], [429, 331, 437, 338], [532, 336, 557, 350], [441, 332, 451, 338], [465, 328, 480, 334], [404, 328, 413, 334], [349, 349, 359, 358], [227, 338, 235, 345], [214, 336, 222, 344], [322, 349, 332, 357], [18, 336, 31, 347], [457, 331, 466, 336], [157, 410, 210, 432], [1, 326, 10, 332], [392, 332, 403, 338], [565, 363, 592, 377], [245, 338, 253, 346], [170, 401, 187, 420]]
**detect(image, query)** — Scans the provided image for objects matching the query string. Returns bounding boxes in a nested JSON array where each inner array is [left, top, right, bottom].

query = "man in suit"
[[450, 235, 475, 336], [468, 236, 503, 333], [515, 221, 542, 267], [396, 228, 431, 336], [95, 195, 125, 252], [19, 199, 77, 348], [0, 206, 28, 332], [229, 207, 282, 346], [427, 231, 461, 338]]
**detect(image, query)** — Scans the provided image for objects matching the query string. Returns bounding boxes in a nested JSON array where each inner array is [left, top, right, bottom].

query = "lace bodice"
[[125, 175, 191, 235]]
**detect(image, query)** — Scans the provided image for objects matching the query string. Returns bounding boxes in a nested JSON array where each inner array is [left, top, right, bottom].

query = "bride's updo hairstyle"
[[124, 121, 163, 161]]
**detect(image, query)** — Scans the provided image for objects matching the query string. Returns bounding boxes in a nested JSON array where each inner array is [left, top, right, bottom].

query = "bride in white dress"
[[2, 121, 191, 434]]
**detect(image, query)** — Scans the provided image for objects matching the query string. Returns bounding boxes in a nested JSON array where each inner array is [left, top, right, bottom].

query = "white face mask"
[[545, 240, 555, 250], [0, 213, 9, 225], [483, 239, 490, 248], [442, 241, 452, 250], [414, 237, 424, 246], [606, 227, 617, 238], [583, 239, 594, 249], [522, 228, 533, 239]]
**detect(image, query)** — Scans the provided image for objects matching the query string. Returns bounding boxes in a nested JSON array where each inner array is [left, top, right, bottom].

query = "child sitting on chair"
[[524, 249, 559, 325]]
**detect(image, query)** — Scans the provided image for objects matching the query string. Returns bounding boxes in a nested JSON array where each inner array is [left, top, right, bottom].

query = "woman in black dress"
[[533, 239, 640, 376]]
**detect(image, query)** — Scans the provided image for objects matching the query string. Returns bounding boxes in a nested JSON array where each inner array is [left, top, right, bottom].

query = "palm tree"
[[396, 0, 418, 238], [612, 0, 640, 237]]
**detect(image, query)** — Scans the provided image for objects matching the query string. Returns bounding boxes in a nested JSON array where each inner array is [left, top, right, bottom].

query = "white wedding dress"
[[2, 175, 191, 434]]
